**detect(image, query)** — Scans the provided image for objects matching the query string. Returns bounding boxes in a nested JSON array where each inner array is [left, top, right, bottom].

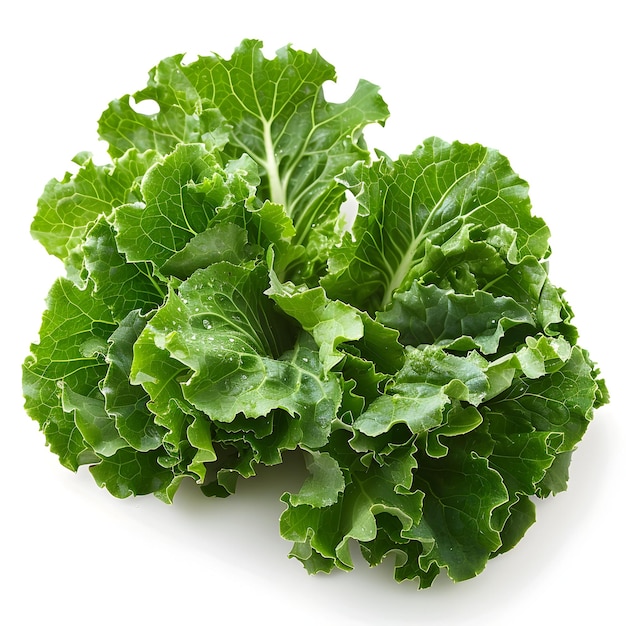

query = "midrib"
[[380, 162, 485, 310], [381, 236, 421, 309], [262, 119, 287, 209]]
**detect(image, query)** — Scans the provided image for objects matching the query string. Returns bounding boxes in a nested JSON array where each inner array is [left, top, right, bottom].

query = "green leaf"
[[485, 345, 597, 453], [488, 431, 557, 535], [285, 451, 345, 508], [485, 345, 599, 497], [98, 61, 232, 157], [22, 277, 116, 469], [267, 251, 405, 376], [90, 447, 183, 502], [410, 434, 509, 583], [422, 405, 484, 458], [378, 283, 536, 354], [114, 144, 258, 271], [83, 217, 166, 321], [161, 221, 257, 280], [354, 346, 490, 437], [281, 433, 423, 572], [324, 138, 550, 313], [130, 322, 200, 461], [267, 259, 364, 373], [61, 384, 127, 458], [495, 496, 536, 556], [32, 149, 159, 279], [100, 39, 389, 263], [145, 262, 341, 449], [101, 310, 167, 452]]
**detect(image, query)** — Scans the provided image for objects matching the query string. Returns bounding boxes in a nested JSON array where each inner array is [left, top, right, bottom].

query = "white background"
[[2, 1, 623, 624]]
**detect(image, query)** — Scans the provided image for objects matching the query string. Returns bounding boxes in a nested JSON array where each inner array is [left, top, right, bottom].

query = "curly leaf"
[[32, 150, 159, 279], [324, 138, 550, 313], [100, 39, 389, 267], [23, 278, 116, 469]]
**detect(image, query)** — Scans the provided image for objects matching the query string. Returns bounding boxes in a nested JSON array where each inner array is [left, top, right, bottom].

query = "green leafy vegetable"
[[23, 39, 608, 587]]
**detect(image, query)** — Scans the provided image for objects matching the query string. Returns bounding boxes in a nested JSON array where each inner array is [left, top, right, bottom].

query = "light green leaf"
[[267, 259, 364, 373], [354, 346, 490, 437], [130, 322, 198, 458], [285, 451, 345, 508], [32, 149, 159, 279], [98, 60, 232, 157], [61, 384, 127, 457], [422, 405, 484, 458]]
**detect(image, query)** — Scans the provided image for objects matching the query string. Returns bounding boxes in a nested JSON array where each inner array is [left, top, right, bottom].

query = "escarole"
[[23, 39, 608, 588]]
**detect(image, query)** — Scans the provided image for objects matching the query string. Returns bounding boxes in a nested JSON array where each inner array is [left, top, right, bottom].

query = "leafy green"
[[98, 39, 389, 280], [323, 138, 550, 313], [23, 39, 608, 588]]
